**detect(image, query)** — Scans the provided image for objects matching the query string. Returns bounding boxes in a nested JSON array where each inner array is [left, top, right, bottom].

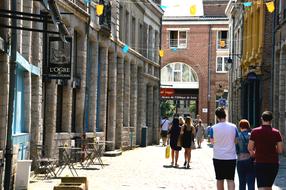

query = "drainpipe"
[[159, 16, 162, 117], [95, 33, 101, 132], [270, 3, 276, 112], [84, 4, 91, 133], [207, 25, 212, 125], [4, 0, 17, 189]]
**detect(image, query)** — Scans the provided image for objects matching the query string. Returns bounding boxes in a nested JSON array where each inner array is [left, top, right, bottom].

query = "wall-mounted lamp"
[[226, 54, 242, 69]]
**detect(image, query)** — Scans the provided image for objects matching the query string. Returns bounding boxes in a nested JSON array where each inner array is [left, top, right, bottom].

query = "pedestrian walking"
[[236, 119, 255, 190], [248, 111, 284, 190], [168, 116, 182, 167], [210, 107, 238, 190], [160, 116, 171, 146], [196, 119, 205, 148], [207, 123, 213, 143], [181, 116, 196, 168]]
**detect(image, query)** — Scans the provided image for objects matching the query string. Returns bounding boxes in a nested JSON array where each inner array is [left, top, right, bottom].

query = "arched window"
[[161, 62, 199, 89]]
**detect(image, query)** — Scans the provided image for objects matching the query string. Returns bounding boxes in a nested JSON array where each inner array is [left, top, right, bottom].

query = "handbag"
[[165, 145, 170, 158]]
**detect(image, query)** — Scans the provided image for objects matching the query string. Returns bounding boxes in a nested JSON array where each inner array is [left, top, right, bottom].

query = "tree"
[[160, 100, 175, 118]]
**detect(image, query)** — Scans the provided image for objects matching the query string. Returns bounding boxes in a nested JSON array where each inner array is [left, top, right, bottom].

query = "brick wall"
[[161, 23, 228, 124]]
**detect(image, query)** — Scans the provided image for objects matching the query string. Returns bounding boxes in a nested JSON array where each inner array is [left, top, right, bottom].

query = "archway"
[[161, 62, 199, 118]]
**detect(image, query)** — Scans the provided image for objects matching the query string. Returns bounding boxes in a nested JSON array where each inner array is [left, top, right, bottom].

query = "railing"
[[169, 39, 187, 49]]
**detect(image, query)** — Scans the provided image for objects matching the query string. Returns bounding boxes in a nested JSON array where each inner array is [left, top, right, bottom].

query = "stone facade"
[[273, 0, 286, 153], [225, 0, 244, 125], [226, 0, 273, 128], [161, 1, 229, 125], [0, 0, 163, 186]]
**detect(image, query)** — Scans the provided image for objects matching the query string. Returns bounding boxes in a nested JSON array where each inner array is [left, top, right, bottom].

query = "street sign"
[[218, 98, 227, 106], [47, 36, 72, 79]]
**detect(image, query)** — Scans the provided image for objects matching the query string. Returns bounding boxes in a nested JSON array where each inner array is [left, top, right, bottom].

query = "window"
[[119, 5, 124, 41], [125, 11, 129, 44], [217, 31, 228, 49], [169, 30, 187, 49], [131, 17, 136, 48], [283, 0, 286, 19], [216, 57, 229, 72], [161, 62, 198, 83]]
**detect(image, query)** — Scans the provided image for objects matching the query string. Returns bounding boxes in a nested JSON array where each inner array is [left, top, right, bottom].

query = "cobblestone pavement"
[[29, 141, 286, 190]]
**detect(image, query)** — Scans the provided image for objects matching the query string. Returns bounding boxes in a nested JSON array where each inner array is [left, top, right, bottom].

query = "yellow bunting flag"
[[266, 1, 275, 13], [220, 40, 226, 48], [190, 5, 197, 16], [96, 4, 104, 16], [159, 50, 164, 57]]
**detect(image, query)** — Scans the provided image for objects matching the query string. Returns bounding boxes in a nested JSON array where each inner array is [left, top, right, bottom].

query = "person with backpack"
[[236, 119, 255, 190]]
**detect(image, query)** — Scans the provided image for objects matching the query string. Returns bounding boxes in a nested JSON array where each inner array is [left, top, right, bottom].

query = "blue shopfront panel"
[[12, 67, 29, 160]]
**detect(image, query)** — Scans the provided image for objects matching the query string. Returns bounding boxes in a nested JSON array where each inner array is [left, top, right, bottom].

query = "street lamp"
[[226, 54, 242, 69]]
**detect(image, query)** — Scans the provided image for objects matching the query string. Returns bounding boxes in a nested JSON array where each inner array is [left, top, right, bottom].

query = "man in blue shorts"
[[210, 107, 238, 190]]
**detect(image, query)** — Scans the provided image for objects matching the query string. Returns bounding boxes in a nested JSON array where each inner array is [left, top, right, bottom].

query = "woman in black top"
[[169, 117, 182, 167], [181, 117, 196, 168]]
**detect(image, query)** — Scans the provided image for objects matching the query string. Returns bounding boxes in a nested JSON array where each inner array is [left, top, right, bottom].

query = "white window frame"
[[216, 56, 229, 73], [169, 30, 187, 49], [217, 30, 228, 49]]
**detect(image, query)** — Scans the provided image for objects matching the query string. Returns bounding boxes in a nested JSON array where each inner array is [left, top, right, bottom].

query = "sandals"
[[186, 163, 190, 169]]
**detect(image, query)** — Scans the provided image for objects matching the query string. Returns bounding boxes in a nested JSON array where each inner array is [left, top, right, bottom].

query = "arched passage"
[[161, 62, 199, 118]]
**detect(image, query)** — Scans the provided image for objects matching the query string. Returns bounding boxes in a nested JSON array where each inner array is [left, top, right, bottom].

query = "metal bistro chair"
[[33, 145, 58, 179]]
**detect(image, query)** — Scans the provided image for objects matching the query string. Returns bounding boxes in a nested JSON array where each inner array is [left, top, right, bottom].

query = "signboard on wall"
[[47, 36, 72, 79], [160, 88, 175, 97]]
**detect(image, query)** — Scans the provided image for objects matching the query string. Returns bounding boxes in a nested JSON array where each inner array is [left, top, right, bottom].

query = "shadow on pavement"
[[273, 156, 286, 189], [163, 165, 173, 168]]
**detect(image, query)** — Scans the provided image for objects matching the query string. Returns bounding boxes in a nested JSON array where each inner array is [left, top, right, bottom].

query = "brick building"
[[161, 0, 229, 125], [0, 0, 163, 186]]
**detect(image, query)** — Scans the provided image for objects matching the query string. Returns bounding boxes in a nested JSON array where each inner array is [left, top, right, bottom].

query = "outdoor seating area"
[[32, 138, 112, 179]]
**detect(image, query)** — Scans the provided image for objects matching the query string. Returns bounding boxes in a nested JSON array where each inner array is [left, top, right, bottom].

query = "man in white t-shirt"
[[210, 107, 238, 190], [160, 116, 170, 146]]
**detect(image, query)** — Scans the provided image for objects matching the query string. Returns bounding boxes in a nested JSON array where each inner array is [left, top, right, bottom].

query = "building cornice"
[[144, 0, 164, 17], [163, 18, 229, 25]]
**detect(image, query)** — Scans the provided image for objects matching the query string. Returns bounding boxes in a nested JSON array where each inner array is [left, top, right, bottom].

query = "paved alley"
[[29, 141, 286, 190]]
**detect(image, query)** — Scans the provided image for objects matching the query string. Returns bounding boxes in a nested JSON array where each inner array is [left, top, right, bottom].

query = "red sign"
[[160, 88, 175, 97]]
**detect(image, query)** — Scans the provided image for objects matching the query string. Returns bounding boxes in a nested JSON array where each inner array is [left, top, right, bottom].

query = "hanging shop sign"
[[47, 36, 72, 79]]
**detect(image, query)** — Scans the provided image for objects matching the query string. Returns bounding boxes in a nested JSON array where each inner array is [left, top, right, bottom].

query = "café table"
[[56, 146, 81, 176]]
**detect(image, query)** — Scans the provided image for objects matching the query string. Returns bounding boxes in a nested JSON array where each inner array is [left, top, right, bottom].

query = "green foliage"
[[189, 101, 196, 114], [160, 100, 175, 118]]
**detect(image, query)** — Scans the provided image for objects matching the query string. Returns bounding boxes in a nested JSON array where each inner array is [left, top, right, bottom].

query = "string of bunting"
[[242, 1, 275, 13]]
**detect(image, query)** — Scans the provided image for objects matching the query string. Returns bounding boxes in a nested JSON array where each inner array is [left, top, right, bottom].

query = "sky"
[[161, 0, 204, 16]]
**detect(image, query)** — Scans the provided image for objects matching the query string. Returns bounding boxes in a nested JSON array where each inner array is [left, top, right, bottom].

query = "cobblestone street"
[[29, 141, 286, 190]]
